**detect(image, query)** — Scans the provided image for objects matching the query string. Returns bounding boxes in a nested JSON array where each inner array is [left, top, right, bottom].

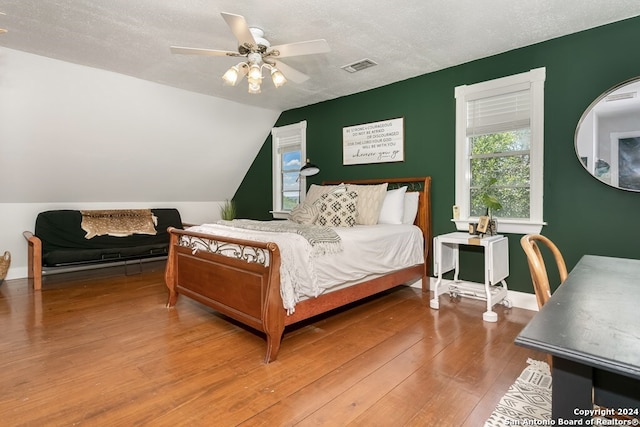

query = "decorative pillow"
[[346, 183, 388, 225], [305, 183, 346, 205], [402, 191, 420, 224], [314, 191, 358, 227], [378, 186, 407, 224], [289, 202, 319, 225]]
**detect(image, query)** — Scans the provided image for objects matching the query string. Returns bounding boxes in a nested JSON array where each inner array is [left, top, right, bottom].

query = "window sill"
[[270, 211, 290, 220], [452, 218, 545, 235]]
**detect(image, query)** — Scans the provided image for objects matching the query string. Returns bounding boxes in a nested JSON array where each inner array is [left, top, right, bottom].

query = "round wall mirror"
[[575, 77, 640, 191]]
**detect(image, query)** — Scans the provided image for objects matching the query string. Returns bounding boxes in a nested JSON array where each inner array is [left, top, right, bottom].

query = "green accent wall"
[[234, 16, 640, 293]]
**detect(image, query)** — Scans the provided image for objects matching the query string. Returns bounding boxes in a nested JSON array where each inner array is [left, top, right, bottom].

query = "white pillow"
[[378, 186, 407, 224], [402, 192, 420, 224]]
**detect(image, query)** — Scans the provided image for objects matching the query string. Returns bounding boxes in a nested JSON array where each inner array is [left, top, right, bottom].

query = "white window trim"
[[271, 120, 307, 219], [453, 68, 547, 235]]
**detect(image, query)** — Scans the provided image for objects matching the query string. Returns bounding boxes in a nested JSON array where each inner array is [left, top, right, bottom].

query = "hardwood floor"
[[0, 262, 544, 426]]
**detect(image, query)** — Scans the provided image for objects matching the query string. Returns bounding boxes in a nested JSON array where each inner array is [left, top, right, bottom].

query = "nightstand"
[[430, 232, 510, 322]]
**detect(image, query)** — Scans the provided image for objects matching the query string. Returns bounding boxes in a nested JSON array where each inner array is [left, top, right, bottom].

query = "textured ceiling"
[[1, 1, 640, 111]]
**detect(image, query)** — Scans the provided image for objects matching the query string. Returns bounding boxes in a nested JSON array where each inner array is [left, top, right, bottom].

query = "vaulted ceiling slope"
[[0, 47, 281, 204], [1, 1, 640, 111]]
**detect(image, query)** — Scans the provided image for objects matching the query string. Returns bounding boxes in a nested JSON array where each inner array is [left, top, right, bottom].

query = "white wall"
[[0, 48, 281, 279]]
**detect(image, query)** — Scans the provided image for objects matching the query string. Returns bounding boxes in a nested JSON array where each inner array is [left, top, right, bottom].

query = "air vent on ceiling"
[[341, 58, 378, 73], [605, 92, 637, 102]]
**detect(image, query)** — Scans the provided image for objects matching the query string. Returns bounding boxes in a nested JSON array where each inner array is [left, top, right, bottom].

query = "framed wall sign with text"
[[343, 117, 404, 165]]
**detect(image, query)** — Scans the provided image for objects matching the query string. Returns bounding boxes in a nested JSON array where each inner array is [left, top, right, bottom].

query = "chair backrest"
[[520, 234, 568, 309]]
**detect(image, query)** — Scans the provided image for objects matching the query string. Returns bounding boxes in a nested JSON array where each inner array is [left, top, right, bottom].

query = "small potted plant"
[[479, 178, 502, 235], [220, 199, 236, 221]]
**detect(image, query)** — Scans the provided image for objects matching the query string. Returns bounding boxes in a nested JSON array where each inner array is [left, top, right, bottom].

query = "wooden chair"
[[520, 234, 568, 310], [521, 234, 568, 368]]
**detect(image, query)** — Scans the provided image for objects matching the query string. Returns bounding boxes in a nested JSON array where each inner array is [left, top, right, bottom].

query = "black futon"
[[24, 208, 183, 289]]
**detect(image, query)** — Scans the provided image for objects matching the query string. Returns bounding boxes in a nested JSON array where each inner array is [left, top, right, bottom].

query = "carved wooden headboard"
[[322, 177, 432, 276]]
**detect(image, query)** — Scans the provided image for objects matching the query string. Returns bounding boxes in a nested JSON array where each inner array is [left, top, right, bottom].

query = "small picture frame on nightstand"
[[468, 223, 478, 235], [477, 216, 490, 234]]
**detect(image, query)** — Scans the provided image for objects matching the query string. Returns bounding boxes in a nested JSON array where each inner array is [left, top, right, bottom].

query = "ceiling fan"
[[170, 12, 330, 94], [0, 11, 7, 34]]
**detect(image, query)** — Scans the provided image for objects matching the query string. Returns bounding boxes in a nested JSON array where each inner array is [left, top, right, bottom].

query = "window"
[[271, 120, 307, 218], [454, 68, 546, 234]]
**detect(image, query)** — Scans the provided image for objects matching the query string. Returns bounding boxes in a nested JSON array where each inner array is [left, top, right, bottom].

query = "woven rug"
[[485, 358, 552, 426]]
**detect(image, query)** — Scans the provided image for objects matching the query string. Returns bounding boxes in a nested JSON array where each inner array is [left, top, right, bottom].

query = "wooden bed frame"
[[164, 176, 432, 363]]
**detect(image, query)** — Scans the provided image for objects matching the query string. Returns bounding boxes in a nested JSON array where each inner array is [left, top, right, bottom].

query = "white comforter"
[[185, 222, 424, 313]]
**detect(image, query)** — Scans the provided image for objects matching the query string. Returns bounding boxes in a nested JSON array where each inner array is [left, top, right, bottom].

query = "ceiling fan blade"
[[221, 12, 256, 48], [273, 60, 309, 84], [269, 39, 330, 58], [170, 46, 239, 57]]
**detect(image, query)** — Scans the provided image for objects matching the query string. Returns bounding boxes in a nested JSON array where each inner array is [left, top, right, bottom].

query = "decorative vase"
[[488, 218, 498, 236], [0, 251, 10, 282]]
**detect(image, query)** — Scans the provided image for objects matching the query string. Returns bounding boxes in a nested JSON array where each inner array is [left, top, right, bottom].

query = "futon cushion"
[[43, 244, 169, 267], [35, 208, 182, 267]]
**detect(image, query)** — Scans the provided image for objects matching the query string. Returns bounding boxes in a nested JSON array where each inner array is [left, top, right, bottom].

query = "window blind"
[[467, 89, 530, 136], [274, 132, 302, 153]]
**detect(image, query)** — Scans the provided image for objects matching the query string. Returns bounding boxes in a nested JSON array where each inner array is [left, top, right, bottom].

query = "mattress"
[[183, 222, 424, 313]]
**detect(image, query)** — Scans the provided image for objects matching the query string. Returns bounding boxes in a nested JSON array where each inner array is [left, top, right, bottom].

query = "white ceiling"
[[1, 1, 640, 112]]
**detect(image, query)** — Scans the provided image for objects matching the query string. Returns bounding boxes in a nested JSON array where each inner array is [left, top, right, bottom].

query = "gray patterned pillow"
[[289, 202, 319, 224], [314, 191, 358, 227]]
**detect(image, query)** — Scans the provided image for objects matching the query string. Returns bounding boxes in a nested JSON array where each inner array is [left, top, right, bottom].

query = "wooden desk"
[[515, 255, 640, 422]]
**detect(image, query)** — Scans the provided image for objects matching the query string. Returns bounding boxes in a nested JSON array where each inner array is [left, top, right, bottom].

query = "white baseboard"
[[410, 277, 538, 312], [6, 266, 27, 281]]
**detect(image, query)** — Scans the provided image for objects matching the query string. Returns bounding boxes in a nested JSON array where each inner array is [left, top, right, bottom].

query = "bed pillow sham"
[[402, 191, 420, 224], [289, 202, 320, 225], [314, 190, 358, 227], [305, 183, 347, 205], [345, 183, 388, 225], [378, 186, 407, 224]]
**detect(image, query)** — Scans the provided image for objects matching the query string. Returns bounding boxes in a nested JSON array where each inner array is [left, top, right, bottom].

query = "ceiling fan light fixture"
[[248, 80, 262, 94], [0, 10, 6, 34], [270, 67, 287, 88], [248, 63, 262, 81], [222, 63, 248, 86], [222, 65, 240, 86]]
